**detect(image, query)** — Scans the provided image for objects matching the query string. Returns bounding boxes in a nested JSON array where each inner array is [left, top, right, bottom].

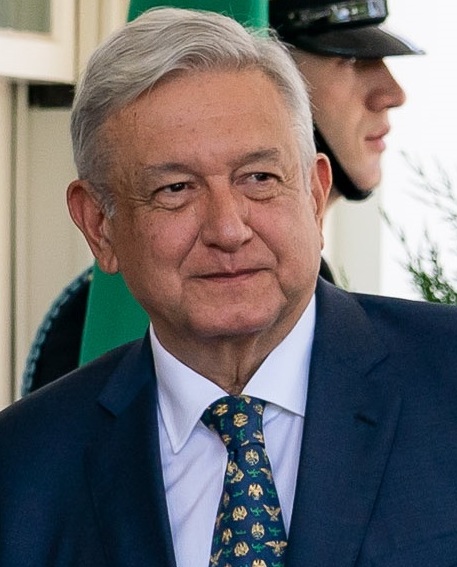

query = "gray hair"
[[71, 7, 316, 215]]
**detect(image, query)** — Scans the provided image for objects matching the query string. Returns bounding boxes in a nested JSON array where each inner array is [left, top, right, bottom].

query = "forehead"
[[109, 70, 291, 138], [103, 68, 300, 168], [294, 49, 384, 77], [293, 50, 336, 76]]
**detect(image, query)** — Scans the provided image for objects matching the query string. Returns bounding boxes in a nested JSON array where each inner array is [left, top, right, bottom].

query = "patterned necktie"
[[201, 395, 288, 567]]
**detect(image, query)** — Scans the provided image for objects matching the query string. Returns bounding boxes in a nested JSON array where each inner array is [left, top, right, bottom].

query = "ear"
[[66, 180, 119, 274], [310, 152, 332, 219], [309, 153, 332, 247]]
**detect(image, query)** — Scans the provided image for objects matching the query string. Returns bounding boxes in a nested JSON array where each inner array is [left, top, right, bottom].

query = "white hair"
[[71, 7, 316, 215]]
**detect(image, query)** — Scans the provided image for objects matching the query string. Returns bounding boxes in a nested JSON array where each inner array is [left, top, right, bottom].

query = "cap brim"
[[289, 25, 425, 59]]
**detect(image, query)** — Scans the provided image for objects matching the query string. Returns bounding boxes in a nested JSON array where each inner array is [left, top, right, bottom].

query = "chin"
[[192, 319, 274, 340], [355, 171, 382, 192], [186, 304, 286, 340]]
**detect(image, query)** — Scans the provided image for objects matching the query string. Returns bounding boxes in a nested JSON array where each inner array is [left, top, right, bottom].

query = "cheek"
[[314, 109, 348, 156], [115, 211, 200, 275], [314, 83, 360, 140], [260, 198, 322, 259]]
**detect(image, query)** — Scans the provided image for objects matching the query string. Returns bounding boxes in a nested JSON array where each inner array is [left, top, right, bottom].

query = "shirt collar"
[[151, 296, 316, 454]]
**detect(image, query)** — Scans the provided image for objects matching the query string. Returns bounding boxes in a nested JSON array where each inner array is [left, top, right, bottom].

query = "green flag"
[[80, 265, 149, 365], [129, 0, 267, 26], [79, 0, 268, 365]]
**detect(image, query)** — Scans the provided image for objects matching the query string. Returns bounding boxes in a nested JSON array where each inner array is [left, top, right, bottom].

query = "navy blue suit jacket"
[[1, 279, 457, 566]]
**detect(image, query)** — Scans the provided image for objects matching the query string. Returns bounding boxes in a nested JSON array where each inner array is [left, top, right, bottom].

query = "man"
[[2, 8, 457, 567], [23, 0, 424, 394], [271, 0, 422, 208]]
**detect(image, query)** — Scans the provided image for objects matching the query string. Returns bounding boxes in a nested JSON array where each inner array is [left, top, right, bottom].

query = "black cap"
[[270, 0, 424, 59]]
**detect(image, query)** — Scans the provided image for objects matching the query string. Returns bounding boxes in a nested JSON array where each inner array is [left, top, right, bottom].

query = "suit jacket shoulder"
[[286, 280, 457, 567], [0, 335, 177, 567]]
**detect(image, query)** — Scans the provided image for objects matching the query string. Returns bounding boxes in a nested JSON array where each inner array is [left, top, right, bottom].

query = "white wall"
[[7, 2, 129, 402], [324, 0, 457, 300], [0, 80, 12, 409], [14, 101, 92, 386]]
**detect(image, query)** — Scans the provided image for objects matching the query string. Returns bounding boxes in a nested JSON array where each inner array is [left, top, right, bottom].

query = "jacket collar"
[[85, 337, 177, 567], [287, 279, 401, 566]]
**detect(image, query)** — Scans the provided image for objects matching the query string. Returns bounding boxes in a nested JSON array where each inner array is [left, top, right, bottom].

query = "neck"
[[153, 305, 308, 395]]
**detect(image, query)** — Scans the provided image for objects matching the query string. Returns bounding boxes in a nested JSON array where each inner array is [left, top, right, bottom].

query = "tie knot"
[[201, 395, 266, 452]]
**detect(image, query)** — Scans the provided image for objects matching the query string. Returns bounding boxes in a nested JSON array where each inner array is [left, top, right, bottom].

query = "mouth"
[[197, 268, 266, 281], [365, 128, 389, 152], [365, 126, 390, 149]]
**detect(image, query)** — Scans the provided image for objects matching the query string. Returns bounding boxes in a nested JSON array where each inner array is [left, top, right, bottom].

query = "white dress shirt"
[[150, 296, 315, 567]]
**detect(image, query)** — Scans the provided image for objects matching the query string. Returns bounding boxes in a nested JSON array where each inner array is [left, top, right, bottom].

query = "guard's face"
[[295, 51, 405, 199], [68, 69, 331, 349]]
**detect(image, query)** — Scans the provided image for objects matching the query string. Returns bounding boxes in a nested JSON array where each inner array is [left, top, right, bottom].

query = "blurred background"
[[1, 0, 456, 408]]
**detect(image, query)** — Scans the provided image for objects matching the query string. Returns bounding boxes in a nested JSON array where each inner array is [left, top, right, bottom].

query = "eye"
[[249, 172, 276, 183], [242, 172, 279, 184], [236, 171, 281, 200], [161, 182, 187, 193], [150, 180, 195, 209]]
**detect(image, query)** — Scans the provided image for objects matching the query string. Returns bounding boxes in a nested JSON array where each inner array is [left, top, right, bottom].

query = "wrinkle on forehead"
[[100, 69, 303, 193]]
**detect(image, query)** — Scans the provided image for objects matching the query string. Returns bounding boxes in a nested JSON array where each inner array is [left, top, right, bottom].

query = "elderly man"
[[23, 0, 424, 394], [2, 7, 457, 567]]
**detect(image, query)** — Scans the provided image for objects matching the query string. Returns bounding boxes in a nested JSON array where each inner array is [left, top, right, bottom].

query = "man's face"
[[70, 69, 330, 349], [294, 50, 405, 199]]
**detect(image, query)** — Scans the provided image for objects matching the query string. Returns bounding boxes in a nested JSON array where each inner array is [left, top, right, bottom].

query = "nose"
[[366, 61, 406, 112], [200, 184, 253, 252]]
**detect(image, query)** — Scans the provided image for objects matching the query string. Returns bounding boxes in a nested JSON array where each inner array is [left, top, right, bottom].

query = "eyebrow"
[[142, 162, 194, 177], [141, 148, 283, 178], [229, 148, 282, 169]]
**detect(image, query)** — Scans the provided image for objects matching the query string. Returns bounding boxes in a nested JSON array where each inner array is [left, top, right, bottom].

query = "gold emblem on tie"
[[232, 505, 248, 521], [253, 430, 264, 444], [245, 448, 260, 465], [233, 412, 249, 427], [209, 549, 223, 566], [260, 467, 273, 482], [214, 512, 224, 530], [214, 403, 229, 416], [221, 528, 233, 544], [265, 540, 288, 556], [263, 505, 282, 521], [248, 483, 264, 500], [251, 522, 265, 539], [234, 541, 250, 557]]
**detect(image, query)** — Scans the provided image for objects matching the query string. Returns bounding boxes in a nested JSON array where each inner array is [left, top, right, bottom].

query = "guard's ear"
[[310, 153, 332, 223], [67, 180, 119, 274]]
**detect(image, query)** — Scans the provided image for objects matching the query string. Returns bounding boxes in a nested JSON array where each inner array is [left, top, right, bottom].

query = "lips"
[[366, 125, 390, 143], [365, 126, 390, 152], [199, 268, 265, 280], [191, 264, 273, 284]]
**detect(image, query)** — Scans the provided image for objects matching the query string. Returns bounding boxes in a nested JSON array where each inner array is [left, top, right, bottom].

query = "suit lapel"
[[85, 337, 177, 567], [287, 280, 402, 567]]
